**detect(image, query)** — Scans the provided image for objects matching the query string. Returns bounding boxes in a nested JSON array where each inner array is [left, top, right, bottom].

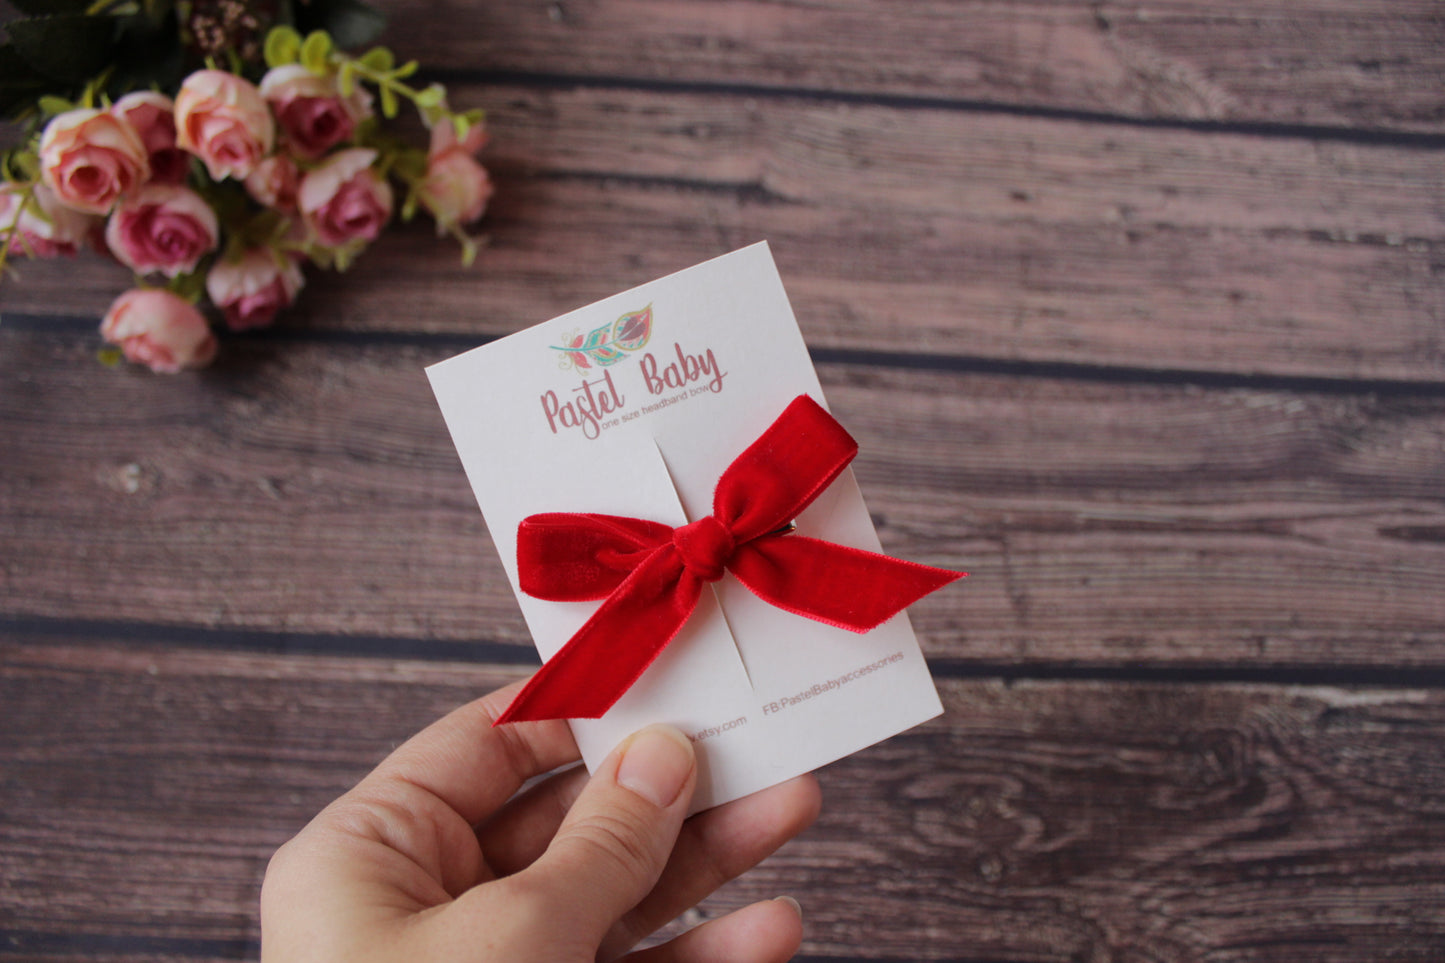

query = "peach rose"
[[111, 91, 189, 185], [417, 119, 490, 232], [244, 154, 301, 213], [174, 69, 274, 180], [101, 288, 217, 373], [297, 148, 393, 248], [418, 147, 492, 233], [206, 247, 304, 331], [260, 65, 371, 160], [38, 108, 150, 214], [105, 183, 219, 277], [1, 183, 98, 257]]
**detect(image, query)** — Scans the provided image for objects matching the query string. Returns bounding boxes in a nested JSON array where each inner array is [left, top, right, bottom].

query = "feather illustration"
[[553, 305, 653, 370]]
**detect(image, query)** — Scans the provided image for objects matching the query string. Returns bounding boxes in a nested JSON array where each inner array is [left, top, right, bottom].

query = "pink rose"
[[298, 148, 393, 248], [105, 183, 219, 277], [38, 108, 150, 214], [260, 65, 370, 160], [101, 288, 217, 373], [1, 183, 98, 257], [418, 146, 492, 233], [206, 247, 304, 331], [111, 92, 188, 185], [244, 154, 301, 213], [174, 69, 274, 180]]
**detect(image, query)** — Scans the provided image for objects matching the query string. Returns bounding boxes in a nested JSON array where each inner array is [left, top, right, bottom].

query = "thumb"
[[516, 724, 697, 946]]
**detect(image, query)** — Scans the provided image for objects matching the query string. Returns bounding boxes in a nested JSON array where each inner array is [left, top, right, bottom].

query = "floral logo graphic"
[[552, 304, 653, 370]]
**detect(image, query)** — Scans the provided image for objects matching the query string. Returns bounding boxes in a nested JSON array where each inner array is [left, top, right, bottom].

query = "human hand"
[[260, 678, 821, 962]]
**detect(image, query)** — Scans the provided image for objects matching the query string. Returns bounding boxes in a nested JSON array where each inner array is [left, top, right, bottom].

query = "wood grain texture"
[[1, 0, 1443, 958], [379, 0, 1445, 132], [4, 85, 1442, 380], [3, 641, 1443, 961], [3, 330, 1442, 669]]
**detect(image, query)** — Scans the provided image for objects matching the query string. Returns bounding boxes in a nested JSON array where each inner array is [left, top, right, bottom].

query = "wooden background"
[[3, 1, 1445, 959]]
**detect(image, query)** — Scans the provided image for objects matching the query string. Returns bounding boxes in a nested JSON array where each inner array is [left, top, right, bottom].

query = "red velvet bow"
[[495, 394, 963, 724]]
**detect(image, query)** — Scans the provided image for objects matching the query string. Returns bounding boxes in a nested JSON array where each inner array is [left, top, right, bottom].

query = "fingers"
[[478, 769, 820, 891], [507, 724, 698, 946], [474, 752, 818, 960], [621, 898, 804, 963], [284, 679, 581, 903], [475, 765, 819, 956], [358, 678, 580, 826], [600, 774, 821, 960], [474, 763, 590, 876]]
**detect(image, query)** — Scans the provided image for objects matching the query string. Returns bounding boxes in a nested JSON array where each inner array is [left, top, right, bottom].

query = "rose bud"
[[1, 183, 99, 257], [38, 108, 150, 214], [100, 288, 217, 373], [297, 148, 393, 248], [206, 247, 304, 331], [174, 69, 275, 180], [418, 145, 493, 233], [105, 183, 220, 278], [260, 64, 371, 160], [111, 91, 189, 185]]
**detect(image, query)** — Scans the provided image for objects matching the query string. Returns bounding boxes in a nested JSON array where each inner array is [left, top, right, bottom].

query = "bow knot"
[[496, 395, 964, 724], [672, 515, 735, 582]]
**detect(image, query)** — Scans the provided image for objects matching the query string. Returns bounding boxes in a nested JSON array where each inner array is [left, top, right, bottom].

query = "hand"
[[260, 678, 821, 962]]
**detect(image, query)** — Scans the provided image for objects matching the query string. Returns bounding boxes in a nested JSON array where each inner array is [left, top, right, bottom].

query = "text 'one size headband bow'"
[[495, 394, 964, 724]]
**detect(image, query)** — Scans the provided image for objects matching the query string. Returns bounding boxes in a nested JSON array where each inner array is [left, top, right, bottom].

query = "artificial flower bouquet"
[[0, 0, 491, 372]]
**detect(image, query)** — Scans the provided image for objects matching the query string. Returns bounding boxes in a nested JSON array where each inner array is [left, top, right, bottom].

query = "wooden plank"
[[3, 331, 1443, 669], [0, 642, 521, 956], [2, 641, 1442, 959], [4, 86, 1442, 380], [379, 0, 1445, 132]]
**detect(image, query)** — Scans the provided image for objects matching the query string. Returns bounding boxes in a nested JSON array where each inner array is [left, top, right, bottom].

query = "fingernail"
[[774, 895, 803, 920], [616, 725, 694, 808]]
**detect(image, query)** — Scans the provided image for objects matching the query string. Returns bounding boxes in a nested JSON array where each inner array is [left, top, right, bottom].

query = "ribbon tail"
[[729, 535, 964, 633], [495, 546, 703, 724], [518, 513, 675, 600]]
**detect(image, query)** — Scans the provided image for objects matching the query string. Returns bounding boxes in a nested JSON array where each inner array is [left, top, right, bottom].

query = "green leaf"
[[300, 30, 333, 73], [390, 147, 427, 181], [391, 60, 418, 79], [337, 60, 356, 96], [4, 149, 41, 182], [413, 83, 445, 109], [264, 25, 303, 68], [460, 236, 479, 267], [8, 14, 118, 85], [168, 268, 208, 303], [38, 95, 79, 117], [378, 82, 398, 119], [357, 46, 393, 72]]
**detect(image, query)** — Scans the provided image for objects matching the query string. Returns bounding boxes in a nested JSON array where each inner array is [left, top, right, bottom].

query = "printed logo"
[[552, 305, 653, 371], [539, 301, 726, 441]]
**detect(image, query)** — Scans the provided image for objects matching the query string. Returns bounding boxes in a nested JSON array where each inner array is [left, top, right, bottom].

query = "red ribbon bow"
[[495, 395, 963, 724]]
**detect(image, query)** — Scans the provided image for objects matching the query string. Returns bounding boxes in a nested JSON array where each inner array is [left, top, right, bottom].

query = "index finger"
[[357, 677, 581, 826]]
